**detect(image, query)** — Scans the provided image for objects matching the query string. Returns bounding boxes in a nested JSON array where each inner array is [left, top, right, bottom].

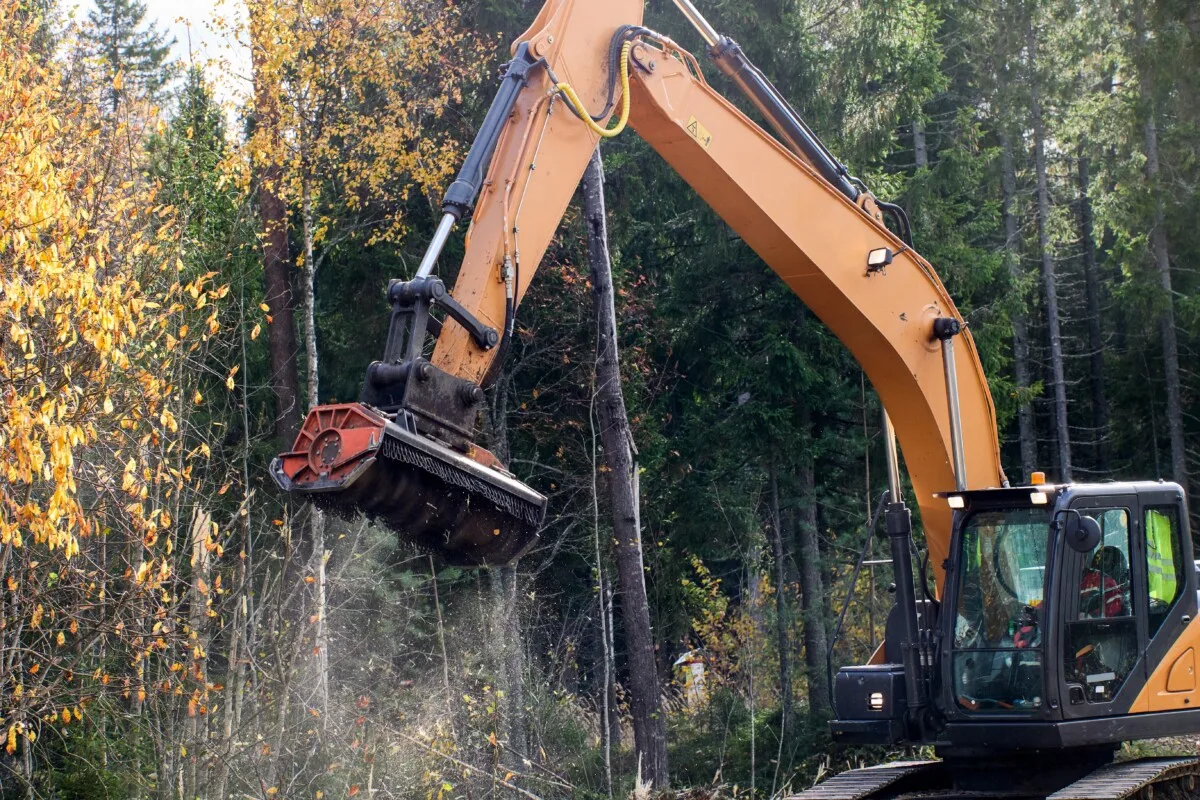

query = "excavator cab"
[[832, 479, 1200, 757]]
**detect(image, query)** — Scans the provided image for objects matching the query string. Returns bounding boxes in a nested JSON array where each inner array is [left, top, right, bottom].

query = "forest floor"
[[1121, 737, 1200, 759]]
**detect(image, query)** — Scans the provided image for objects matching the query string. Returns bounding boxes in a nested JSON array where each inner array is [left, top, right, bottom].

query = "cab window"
[[952, 508, 1049, 713], [1144, 505, 1186, 637], [1078, 509, 1132, 620], [1063, 508, 1137, 705]]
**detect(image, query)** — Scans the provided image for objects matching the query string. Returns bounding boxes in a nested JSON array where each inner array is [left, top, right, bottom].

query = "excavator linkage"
[[271, 403, 545, 566]]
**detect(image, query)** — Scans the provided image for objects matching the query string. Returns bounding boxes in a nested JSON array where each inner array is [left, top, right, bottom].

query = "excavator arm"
[[274, 0, 1007, 586]]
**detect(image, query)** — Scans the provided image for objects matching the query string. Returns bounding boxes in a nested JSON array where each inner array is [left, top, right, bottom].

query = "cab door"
[[1058, 493, 1144, 719], [1135, 486, 1197, 700]]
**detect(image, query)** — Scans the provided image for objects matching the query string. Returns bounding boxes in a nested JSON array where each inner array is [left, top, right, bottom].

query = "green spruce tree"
[[86, 0, 174, 111]]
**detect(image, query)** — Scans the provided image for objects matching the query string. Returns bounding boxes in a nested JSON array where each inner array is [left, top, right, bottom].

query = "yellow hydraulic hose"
[[555, 41, 633, 138]]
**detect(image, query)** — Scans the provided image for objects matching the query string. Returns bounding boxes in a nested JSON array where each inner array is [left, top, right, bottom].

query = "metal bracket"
[[360, 276, 493, 447], [384, 277, 498, 361]]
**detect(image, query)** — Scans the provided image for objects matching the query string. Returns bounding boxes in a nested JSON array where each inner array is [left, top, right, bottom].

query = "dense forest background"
[[3, 0, 1199, 797]]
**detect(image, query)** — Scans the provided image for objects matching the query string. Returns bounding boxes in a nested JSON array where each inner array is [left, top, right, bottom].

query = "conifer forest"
[[3, 0, 1200, 797]]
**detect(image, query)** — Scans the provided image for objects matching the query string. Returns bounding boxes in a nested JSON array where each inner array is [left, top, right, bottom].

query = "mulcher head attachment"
[[271, 403, 544, 566]]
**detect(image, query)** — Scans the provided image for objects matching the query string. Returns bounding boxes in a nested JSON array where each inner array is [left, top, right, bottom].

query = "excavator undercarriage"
[[793, 754, 1200, 800]]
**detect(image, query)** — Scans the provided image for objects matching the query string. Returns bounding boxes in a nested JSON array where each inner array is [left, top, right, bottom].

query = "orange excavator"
[[272, 1, 1200, 796]]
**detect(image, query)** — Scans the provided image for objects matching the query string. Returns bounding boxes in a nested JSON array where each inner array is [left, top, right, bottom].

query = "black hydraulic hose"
[[488, 26, 650, 390], [585, 26, 654, 122], [877, 200, 914, 247], [480, 295, 514, 391], [826, 491, 890, 714], [482, 253, 517, 391], [706, 36, 860, 203], [919, 548, 937, 606]]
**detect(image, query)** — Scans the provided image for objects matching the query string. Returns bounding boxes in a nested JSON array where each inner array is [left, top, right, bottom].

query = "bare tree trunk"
[[313, 545, 330, 720], [292, 131, 328, 726], [214, 558, 245, 800], [22, 734, 33, 800], [1136, 6, 1188, 488], [1078, 154, 1110, 473], [301, 179, 320, 409], [767, 460, 792, 732], [501, 565, 527, 759], [913, 118, 928, 169], [1029, 22, 1072, 481], [187, 509, 214, 800], [583, 146, 669, 788], [795, 419, 830, 718], [591, 436, 615, 800], [1000, 133, 1038, 480], [483, 376, 527, 763], [604, 576, 621, 752], [1146, 124, 1187, 486], [248, 3, 302, 446]]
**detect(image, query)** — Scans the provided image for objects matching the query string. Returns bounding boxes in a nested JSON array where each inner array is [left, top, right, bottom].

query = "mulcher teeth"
[[272, 403, 545, 566]]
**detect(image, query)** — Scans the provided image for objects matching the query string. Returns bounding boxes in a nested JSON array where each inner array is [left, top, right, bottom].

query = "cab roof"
[[934, 480, 1185, 507]]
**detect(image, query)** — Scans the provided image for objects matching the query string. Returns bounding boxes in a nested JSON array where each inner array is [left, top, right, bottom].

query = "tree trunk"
[[1000, 133, 1038, 480], [604, 577, 621, 753], [186, 510, 213, 800], [213, 558, 245, 800], [248, 1, 302, 446], [583, 146, 669, 789], [795, 420, 830, 718], [913, 118, 928, 169], [1146, 124, 1187, 487], [483, 374, 527, 761], [301, 178, 320, 409], [501, 565, 527, 760], [1078, 154, 1110, 473], [768, 460, 792, 734], [1029, 22, 1072, 482], [1137, 6, 1188, 488]]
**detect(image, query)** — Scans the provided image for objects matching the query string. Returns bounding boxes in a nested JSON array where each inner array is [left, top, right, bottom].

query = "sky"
[[66, 0, 252, 108]]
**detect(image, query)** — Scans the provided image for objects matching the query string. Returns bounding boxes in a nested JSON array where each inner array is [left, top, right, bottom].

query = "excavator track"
[[792, 757, 1200, 800], [791, 762, 940, 800], [1047, 757, 1200, 800]]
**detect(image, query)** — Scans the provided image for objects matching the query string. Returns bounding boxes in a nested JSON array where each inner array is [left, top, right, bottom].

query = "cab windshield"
[[953, 507, 1051, 713]]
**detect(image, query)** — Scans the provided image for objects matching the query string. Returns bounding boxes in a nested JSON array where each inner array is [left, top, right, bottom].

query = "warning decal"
[[685, 115, 713, 150]]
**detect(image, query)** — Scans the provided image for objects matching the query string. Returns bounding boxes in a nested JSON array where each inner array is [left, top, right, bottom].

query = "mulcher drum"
[[271, 403, 544, 566]]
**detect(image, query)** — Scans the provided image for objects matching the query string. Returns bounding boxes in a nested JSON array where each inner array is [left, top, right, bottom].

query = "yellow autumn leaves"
[[242, 0, 489, 248], [0, 0, 223, 743]]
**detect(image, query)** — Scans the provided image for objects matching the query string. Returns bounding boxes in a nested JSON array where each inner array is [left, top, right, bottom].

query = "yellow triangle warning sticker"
[[685, 115, 712, 150]]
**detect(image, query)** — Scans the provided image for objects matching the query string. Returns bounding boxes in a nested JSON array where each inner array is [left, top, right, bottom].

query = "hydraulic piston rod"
[[882, 408, 926, 727], [673, 1, 861, 202], [934, 317, 967, 492], [415, 213, 457, 279], [670, 0, 720, 47], [884, 411, 902, 503]]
